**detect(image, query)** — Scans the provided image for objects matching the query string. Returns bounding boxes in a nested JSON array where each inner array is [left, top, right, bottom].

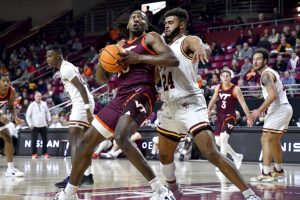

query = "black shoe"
[[80, 174, 94, 185], [55, 176, 70, 188], [179, 154, 184, 162]]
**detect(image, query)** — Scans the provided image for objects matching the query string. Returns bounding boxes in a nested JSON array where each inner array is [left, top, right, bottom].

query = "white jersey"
[[60, 60, 94, 105], [159, 35, 202, 101], [260, 67, 289, 110]]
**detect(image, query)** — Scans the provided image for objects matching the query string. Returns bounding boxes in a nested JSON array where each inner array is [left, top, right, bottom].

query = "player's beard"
[[165, 26, 180, 42]]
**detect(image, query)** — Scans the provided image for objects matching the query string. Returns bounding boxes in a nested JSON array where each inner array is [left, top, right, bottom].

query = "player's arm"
[[154, 67, 161, 83], [207, 85, 219, 116], [95, 63, 110, 84], [8, 89, 23, 124], [118, 32, 179, 67], [249, 72, 276, 121], [184, 36, 211, 64], [234, 86, 250, 116]]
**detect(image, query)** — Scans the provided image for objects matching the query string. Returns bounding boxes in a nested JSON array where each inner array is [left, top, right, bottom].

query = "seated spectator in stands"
[[83, 65, 93, 80], [245, 68, 260, 83], [272, 7, 282, 20], [295, 38, 300, 54], [233, 44, 243, 60], [246, 29, 259, 47], [272, 54, 287, 73], [37, 79, 47, 94], [281, 71, 296, 86], [211, 41, 224, 56], [276, 37, 292, 55], [295, 24, 300, 39], [234, 16, 245, 30], [288, 30, 298, 47], [49, 114, 63, 128], [197, 74, 203, 88], [237, 76, 245, 88], [145, 6, 153, 24], [236, 30, 248, 46], [262, 28, 270, 38], [72, 37, 82, 51], [237, 57, 252, 78], [235, 111, 247, 127], [84, 46, 97, 62], [268, 28, 280, 45], [257, 13, 265, 28], [287, 52, 300, 72], [240, 43, 253, 60], [281, 26, 291, 40], [256, 36, 271, 50], [230, 59, 239, 73], [208, 73, 219, 89]]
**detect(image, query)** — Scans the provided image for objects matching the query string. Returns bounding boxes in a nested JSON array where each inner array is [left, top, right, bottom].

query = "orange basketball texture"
[[99, 45, 124, 73]]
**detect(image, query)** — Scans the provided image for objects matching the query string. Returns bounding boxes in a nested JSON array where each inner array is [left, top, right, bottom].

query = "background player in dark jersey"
[[0, 73, 24, 177], [208, 69, 251, 170], [54, 10, 178, 200]]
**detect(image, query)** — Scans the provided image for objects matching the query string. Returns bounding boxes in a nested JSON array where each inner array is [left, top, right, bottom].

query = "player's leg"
[[0, 129, 24, 177], [193, 128, 260, 199], [93, 139, 112, 158]]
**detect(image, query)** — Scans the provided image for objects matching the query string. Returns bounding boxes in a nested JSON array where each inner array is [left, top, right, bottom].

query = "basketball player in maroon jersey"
[[54, 10, 178, 200], [208, 69, 251, 170], [0, 73, 24, 177]]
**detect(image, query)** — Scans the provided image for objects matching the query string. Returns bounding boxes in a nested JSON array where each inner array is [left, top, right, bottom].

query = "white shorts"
[[157, 94, 209, 141], [69, 99, 95, 128], [263, 103, 293, 133]]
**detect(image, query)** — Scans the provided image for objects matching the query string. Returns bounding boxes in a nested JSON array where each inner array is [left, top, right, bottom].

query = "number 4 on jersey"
[[162, 72, 175, 91]]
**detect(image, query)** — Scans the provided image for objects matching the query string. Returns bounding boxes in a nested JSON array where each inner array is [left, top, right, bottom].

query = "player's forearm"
[[77, 85, 90, 105], [139, 53, 179, 68], [95, 65, 109, 84], [258, 92, 276, 113], [241, 103, 250, 116]]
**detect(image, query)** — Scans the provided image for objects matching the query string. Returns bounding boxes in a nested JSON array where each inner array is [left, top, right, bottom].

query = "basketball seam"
[[103, 48, 118, 61]]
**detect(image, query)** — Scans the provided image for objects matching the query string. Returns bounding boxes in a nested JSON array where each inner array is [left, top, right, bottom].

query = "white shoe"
[[233, 154, 243, 169], [54, 190, 79, 200], [150, 186, 175, 200], [245, 194, 261, 200], [5, 168, 24, 177]]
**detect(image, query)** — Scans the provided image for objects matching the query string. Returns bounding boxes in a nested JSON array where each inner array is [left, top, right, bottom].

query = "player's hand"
[[246, 115, 254, 127], [117, 50, 140, 66], [15, 116, 24, 125], [192, 45, 209, 64], [248, 109, 261, 123], [0, 116, 9, 124], [87, 110, 94, 124]]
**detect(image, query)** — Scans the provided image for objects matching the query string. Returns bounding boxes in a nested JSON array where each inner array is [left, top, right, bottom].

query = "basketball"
[[99, 44, 125, 73]]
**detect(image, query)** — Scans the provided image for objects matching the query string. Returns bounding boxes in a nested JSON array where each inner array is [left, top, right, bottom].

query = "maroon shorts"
[[214, 114, 236, 136], [92, 85, 157, 138]]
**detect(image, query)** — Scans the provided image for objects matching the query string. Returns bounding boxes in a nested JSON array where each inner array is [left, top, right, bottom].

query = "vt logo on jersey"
[[124, 45, 137, 51], [219, 93, 231, 100]]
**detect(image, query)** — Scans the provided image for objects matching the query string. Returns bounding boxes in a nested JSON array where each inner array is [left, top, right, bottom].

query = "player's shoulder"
[[60, 61, 75, 73], [183, 35, 202, 43]]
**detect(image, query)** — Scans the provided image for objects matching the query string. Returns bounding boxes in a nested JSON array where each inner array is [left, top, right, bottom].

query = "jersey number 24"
[[162, 72, 175, 91]]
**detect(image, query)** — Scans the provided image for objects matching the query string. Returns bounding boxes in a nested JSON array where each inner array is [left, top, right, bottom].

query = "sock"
[[274, 163, 282, 171], [84, 165, 91, 176], [263, 165, 271, 174], [113, 149, 122, 158], [7, 162, 14, 169], [242, 188, 255, 199], [182, 149, 187, 155], [220, 132, 230, 156], [151, 148, 156, 155], [149, 177, 162, 191], [215, 136, 220, 146], [65, 183, 78, 196], [161, 162, 176, 183]]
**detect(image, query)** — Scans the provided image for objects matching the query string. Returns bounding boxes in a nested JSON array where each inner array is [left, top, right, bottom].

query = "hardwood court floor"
[[0, 156, 300, 200]]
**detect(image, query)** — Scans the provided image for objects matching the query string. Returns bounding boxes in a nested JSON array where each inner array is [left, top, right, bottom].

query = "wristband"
[[84, 104, 90, 110]]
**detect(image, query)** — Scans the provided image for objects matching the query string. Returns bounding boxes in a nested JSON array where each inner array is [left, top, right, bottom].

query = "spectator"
[[276, 37, 292, 55], [287, 52, 300, 72], [272, 7, 282, 20], [272, 54, 287, 73], [295, 24, 300, 39], [268, 28, 280, 45], [237, 57, 252, 78], [240, 43, 253, 60], [145, 6, 153, 24], [211, 41, 224, 56], [25, 92, 51, 159], [257, 13, 265, 28], [281, 26, 291, 40], [288, 30, 298, 47], [281, 71, 296, 85], [230, 59, 239, 73], [72, 37, 82, 51], [233, 44, 243, 60], [236, 30, 248, 46], [49, 114, 63, 128], [246, 29, 259, 47], [234, 16, 245, 30], [295, 38, 300, 54], [256, 36, 271, 50]]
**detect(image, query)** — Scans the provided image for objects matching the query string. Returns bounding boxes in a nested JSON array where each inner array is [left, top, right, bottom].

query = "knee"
[[202, 148, 220, 162], [261, 134, 273, 144], [159, 151, 173, 163], [114, 132, 130, 148]]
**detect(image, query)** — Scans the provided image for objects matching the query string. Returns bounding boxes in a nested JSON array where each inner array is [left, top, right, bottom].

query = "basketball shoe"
[[32, 154, 38, 159], [271, 168, 285, 180], [55, 176, 70, 188], [166, 182, 183, 199], [245, 194, 261, 200], [54, 190, 78, 200], [43, 154, 50, 159], [150, 186, 175, 200], [5, 167, 24, 177], [92, 152, 99, 159], [250, 171, 274, 182]]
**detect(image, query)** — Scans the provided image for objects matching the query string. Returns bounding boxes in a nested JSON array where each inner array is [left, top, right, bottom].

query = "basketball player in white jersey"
[[249, 48, 293, 182], [46, 45, 95, 188], [158, 8, 261, 200]]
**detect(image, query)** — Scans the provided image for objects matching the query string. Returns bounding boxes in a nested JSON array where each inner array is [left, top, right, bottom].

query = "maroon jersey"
[[118, 34, 156, 89], [216, 83, 238, 116], [0, 86, 13, 108]]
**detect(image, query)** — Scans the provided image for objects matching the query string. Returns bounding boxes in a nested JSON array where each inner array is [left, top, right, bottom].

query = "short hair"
[[0, 72, 9, 80], [221, 69, 232, 77], [252, 48, 269, 63], [131, 10, 148, 23], [47, 45, 62, 54], [164, 8, 189, 25]]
